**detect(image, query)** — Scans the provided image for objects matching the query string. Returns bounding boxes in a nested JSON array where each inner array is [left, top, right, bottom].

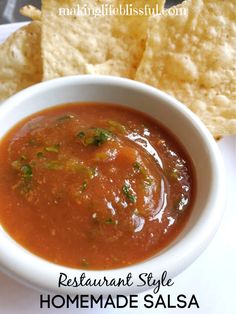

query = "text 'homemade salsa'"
[[0, 103, 195, 269]]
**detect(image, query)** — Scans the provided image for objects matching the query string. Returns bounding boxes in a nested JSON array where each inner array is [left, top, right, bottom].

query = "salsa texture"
[[0, 103, 195, 269]]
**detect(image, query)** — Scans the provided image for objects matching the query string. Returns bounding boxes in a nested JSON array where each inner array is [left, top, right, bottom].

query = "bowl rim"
[[0, 75, 226, 295]]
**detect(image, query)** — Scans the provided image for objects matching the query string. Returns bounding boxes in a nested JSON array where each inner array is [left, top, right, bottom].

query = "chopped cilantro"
[[133, 162, 141, 172], [107, 120, 126, 134], [44, 161, 61, 170], [122, 183, 136, 203], [133, 162, 153, 187], [90, 167, 99, 178], [144, 177, 154, 187], [77, 128, 113, 146], [81, 258, 89, 267], [20, 155, 27, 161], [45, 144, 60, 153], [11, 159, 33, 193], [37, 152, 44, 158], [28, 138, 38, 146], [171, 168, 179, 179], [81, 181, 88, 192], [21, 164, 33, 178], [105, 218, 116, 225], [57, 114, 74, 122], [77, 131, 85, 138]]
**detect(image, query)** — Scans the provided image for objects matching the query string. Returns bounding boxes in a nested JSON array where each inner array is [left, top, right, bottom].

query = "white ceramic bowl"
[[0, 76, 225, 295]]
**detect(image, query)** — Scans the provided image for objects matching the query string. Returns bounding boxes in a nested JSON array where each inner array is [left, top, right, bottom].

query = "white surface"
[[0, 23, 235, 314]]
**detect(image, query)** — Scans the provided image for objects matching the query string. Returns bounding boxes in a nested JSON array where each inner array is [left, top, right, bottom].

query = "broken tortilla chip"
[[0, 21, 42, 101], [41, 0, 165, 81], [136, 0, 236, 137], [20, 5, 42, 21]]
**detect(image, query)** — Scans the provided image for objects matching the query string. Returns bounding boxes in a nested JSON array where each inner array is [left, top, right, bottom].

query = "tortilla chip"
[[20, 5, 42, 21], [0, 21, 42, 101], [135, 0, 236, 137], [41, 0, 165, 81]]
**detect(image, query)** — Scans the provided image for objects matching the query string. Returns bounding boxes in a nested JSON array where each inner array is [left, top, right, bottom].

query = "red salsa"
[[0, 103, 195, 269]]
